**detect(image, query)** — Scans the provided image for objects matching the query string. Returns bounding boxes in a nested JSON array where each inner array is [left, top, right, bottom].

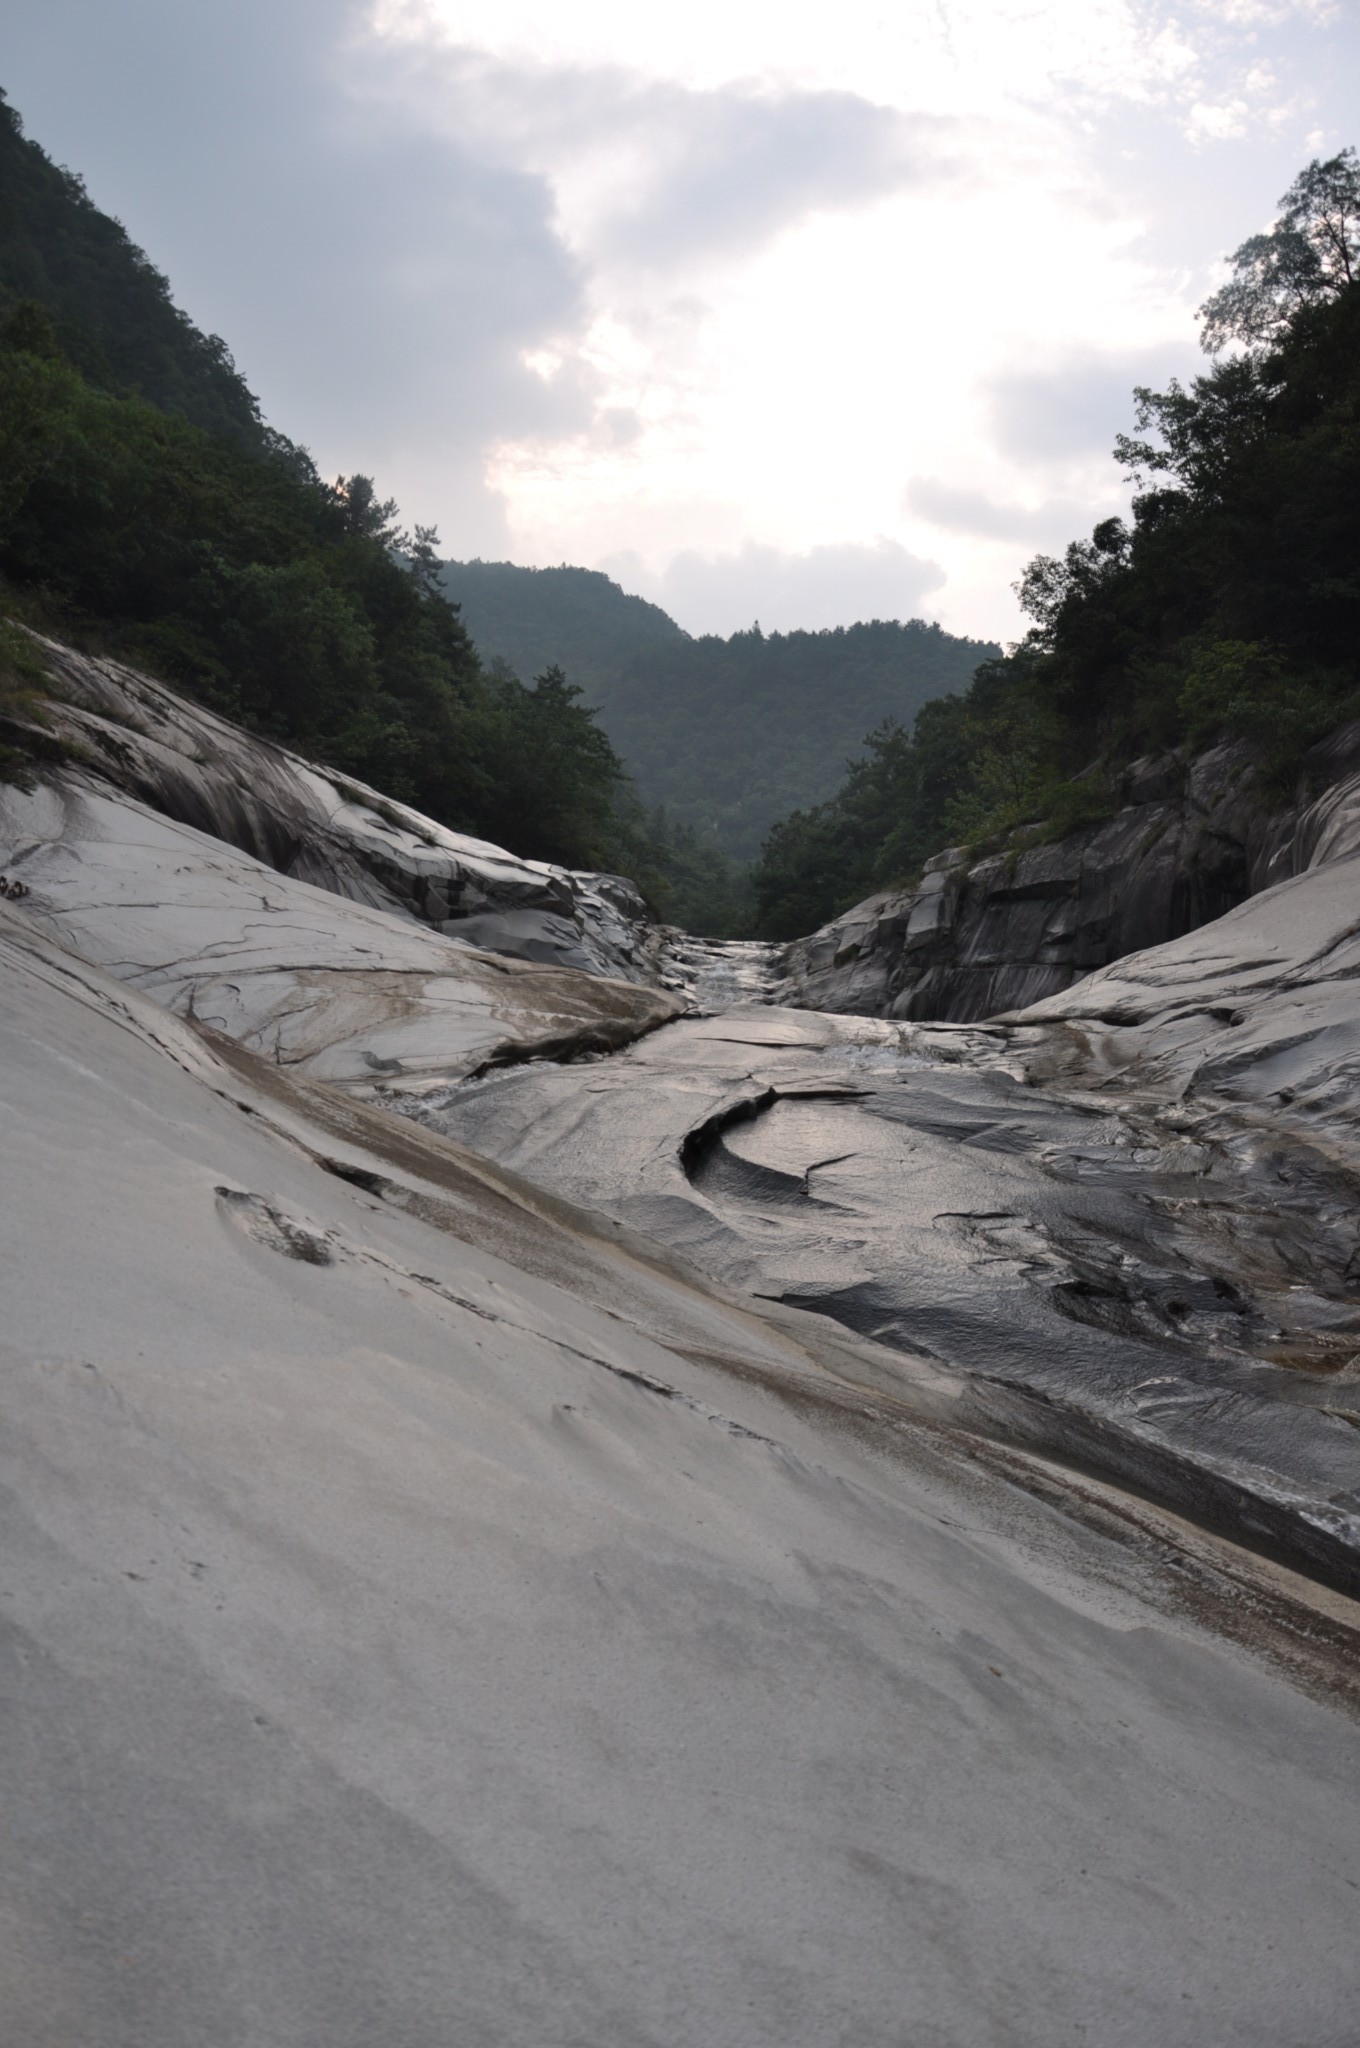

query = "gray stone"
[[780, 724, 1360, 1021], [0, 774, 680, 1093], [4, 903, 1360, 2048]]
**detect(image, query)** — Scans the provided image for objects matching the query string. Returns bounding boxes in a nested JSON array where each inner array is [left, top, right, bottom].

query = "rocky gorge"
[[4, 630, 1360, 2047]]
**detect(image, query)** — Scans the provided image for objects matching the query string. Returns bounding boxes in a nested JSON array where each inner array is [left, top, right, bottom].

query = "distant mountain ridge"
[[438, 559, 686, 685], [443, 558, 999, 863]]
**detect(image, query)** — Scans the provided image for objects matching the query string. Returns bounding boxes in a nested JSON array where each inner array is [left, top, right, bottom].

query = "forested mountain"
[[444, 553, 997, 867], [0, 88, 269, 452], [0, 88, 649, 882], [441, 559, 686, 690], [595, 619, 997, 864], [755, 149, 1360, 940]]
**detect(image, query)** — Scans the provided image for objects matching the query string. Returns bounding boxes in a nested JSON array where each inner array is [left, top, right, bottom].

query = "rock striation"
[[0, 771, 679, 1091], [14, 629, 662, 983], [780, 724, 1360, 1020], [5, 896, 1360, 2048], [412, 743, 1360, 1600], [417, 993, 1360, 1598]]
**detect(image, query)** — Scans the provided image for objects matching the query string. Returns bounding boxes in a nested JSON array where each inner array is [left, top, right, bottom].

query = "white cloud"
[[344, 32, 960, 277], [353, 0, 1349, 639], [904, 480, 1090, 544], [602, 539, 946, 638], [1188, 98, 1252, 141]]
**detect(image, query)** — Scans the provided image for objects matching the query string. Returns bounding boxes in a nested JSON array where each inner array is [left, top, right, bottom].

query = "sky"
[[3, 1, 1356, 641]]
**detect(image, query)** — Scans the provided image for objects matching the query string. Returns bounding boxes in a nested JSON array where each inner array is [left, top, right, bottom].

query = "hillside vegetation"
[[0, 89, 646, 883], [755, 150, 1360, 940], [592, 617, 997, 865], [0, 87, 269, 453], [445, 556, 996, 867], [440, 559, 685, 690]]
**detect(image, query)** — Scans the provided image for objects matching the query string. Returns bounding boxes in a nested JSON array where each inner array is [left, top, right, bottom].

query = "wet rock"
[[416, 962, 1360, 1593], [6, 906, 1360, 2048]]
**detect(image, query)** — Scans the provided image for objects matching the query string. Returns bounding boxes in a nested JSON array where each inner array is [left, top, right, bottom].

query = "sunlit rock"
[[4, 900, 1359, 2048], [18, 629, 660, 982], [0, 772, 679, 1091]]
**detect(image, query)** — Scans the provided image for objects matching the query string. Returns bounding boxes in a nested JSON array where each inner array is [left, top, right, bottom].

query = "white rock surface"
[[414, 999, 1360, 1592], [1009, 842, 1360, 1153], [3, 901, 1360, 2048], [19, 629, 661, 982], [0, 771, 678, 1090]]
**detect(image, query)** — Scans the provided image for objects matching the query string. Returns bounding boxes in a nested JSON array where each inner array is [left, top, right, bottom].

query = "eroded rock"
[[780, 725, 1360, 1021], [4, 899, 1360, 2048], [0, 774, 679, 1091], [15, 628, 661, 983]]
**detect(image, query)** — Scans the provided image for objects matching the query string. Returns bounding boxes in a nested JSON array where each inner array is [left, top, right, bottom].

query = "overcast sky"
[[4, 1, 1355, 640]]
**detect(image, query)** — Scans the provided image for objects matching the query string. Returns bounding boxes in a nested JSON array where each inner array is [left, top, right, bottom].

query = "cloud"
[[602, 540, 946, 638], [4, 0, 1354, 643], [1187, 98, 1251, 141], [352, 34, 958, 274], [985, 349, 1199, 467], [596, 89, 949, 270], [0, 0, 592, 532], [904, 480, 1089, 543]]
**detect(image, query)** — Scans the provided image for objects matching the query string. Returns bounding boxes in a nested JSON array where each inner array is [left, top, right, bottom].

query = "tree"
[[1199, 148, 1359, 353], [332, 473, 402, 544]]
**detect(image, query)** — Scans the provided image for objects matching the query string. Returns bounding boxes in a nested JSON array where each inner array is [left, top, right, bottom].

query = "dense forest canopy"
[[589, 618, 999, 865], [0, 87, 269, 453], [443, 553, 997, 867], [440, 560, 686, 691], [753, 149, 1360, 942]]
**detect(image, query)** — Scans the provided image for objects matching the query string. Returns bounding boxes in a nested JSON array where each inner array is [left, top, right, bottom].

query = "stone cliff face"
[[780, 725, 1360, 1020]]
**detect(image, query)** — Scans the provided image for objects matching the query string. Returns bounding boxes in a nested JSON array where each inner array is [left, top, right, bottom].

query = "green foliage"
[[1199, 148, 1359, 354], [616, 807, 754, 938], [0, 88, 272, 452], [478, 662, 629, 871], [441, 560, 685, 695], [751, 802, 875, 943], [587, 618, 999, 866], [0, 89, 776, 907], [444, 559, 997, 867], [0, 324, 637, 870], [0, 614, 45, 784], [1176, 636, 1354, 784]]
